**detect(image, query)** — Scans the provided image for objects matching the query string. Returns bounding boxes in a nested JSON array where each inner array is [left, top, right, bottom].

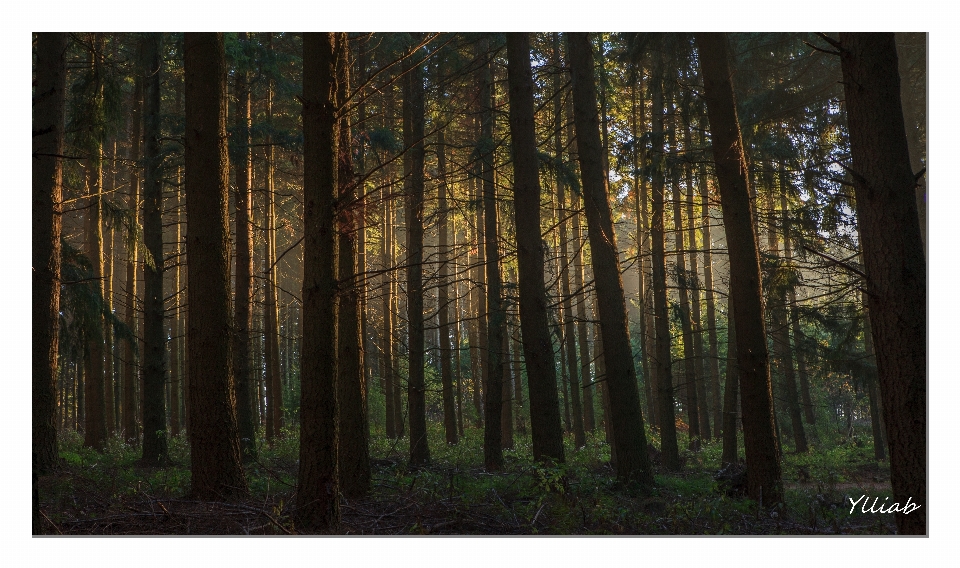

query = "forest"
[[31, 31, 927, 536]]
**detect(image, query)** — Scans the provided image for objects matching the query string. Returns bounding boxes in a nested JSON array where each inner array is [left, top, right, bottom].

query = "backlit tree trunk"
[[697, 32, 782, 504], [33, 31, 67, 473], [649, 51, 680, 470], [437, 127, 459, 445], [141, 32, 168, 464], [506, 32, 566, 462], [404, 35, 430, 467], [233, 31, 257, 460], [336, 33, 371, 497], [567, 32, 652, 487], [122, 61, 143, 444], [478, 37, 504, 471]]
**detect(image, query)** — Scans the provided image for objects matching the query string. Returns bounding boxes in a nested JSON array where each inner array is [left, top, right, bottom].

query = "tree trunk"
[[381, 180, 397, 439], [671, 121, 701, 450], [505, 33, 566, 462], [697, 32, 782, 504], [264, 45, 284, 440], [700, 157, 723, 438], [437, 127, 459, 445], [183, 32, 246, 499], [767, 175, 807, 454], [478, 37, 504, 471], [122, 61, 143, 444], [684, 115, 710, 441], [298, 32, 340, 531], [233, 31, 257, 461], [169, 183, 182, 437], [32, 31, 67, 473], [404, 35, 430, 467], [141, 33, 168, 464], [546, 33, 585, 449], [336, 34, 371, 498], [839, 32, 926, 534], [648, 51, 680, 470], [567, 32, 652, 487]]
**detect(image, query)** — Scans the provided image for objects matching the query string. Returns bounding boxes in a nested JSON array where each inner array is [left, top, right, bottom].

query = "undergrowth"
[[37, 422, 895, 535]]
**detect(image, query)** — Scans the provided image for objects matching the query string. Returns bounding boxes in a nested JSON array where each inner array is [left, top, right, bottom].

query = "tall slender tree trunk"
[[33, 31, 68, 473], [381, 180, 397, 439], [685, 115, 711, 441], [547, 33, 586, 449], [437, 127, 459, 445], [670, 110, 701, 450], [184, 32, 246, 499], [83, 34, 108, 452], [478, 37, 504, 471], [504, 32, 568, 462], [122, 62, 143, 444], [264, 45, 284, 439], [233, 31, 257, 460], [567, 33, 652, 487], [299, 32, 340, 531], [169, 184, 182, 437], [767, 175, 807, 454], [336, 34, 371, 498], [649, 51, 680, 470], [632, 79, 653, 426], [839, 32, 926, 534], [404, 35, 430, 467], [697, 32, 782, 504], [141, 33, 168, 464], [698, 157, 724, 440]]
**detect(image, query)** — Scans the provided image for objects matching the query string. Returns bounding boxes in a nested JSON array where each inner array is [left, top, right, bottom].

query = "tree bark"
[[839, 32, 926, 534], [697, 32, 782, 504], [184, 32, 246, 499], [437, 127, 459, 445], [336, 33, 371, 498], [233, 31, 257, 461], [141, 32, 168, 464], [298, 32, 340, 531], [33, 31, 67, 473], [648, 51, 680, 470], [721, 305, 739, 465], [478, 37, 504, 471], [404, 35, 430, 467], [506, 32, 566, 462], [122, 60, 143, 444], [567, 32, 652, 487]]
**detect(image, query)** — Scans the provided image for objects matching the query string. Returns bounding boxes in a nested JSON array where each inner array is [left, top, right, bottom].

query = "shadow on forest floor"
[[36, 425, 896, 535]]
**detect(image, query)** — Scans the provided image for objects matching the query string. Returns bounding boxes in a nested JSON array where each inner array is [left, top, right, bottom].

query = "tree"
[[404, 34, 430, 468], [478, 35, 504, 471], [437, 125, 459, 445], [122, 48, 143, 444], [183, 31, 247, 499], [298, 31, 340, 531], [505, 32, 565, 463], [648, 48, 680, 471], [141, 32, 168, 465], [336, 32, 371, 498], [838, 32, 926, 535], [696, 32, 782, 504], [33, 31, 68, 474], [567, 32, 652, 487], [233, 31, 257, 461]]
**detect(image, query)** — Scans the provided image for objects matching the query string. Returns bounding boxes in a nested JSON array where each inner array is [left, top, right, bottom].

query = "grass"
[[36, 421, 896, 535]]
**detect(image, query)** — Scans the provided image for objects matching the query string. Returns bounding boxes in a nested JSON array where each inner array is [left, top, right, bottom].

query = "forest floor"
[[36, 423, 896, 535]]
